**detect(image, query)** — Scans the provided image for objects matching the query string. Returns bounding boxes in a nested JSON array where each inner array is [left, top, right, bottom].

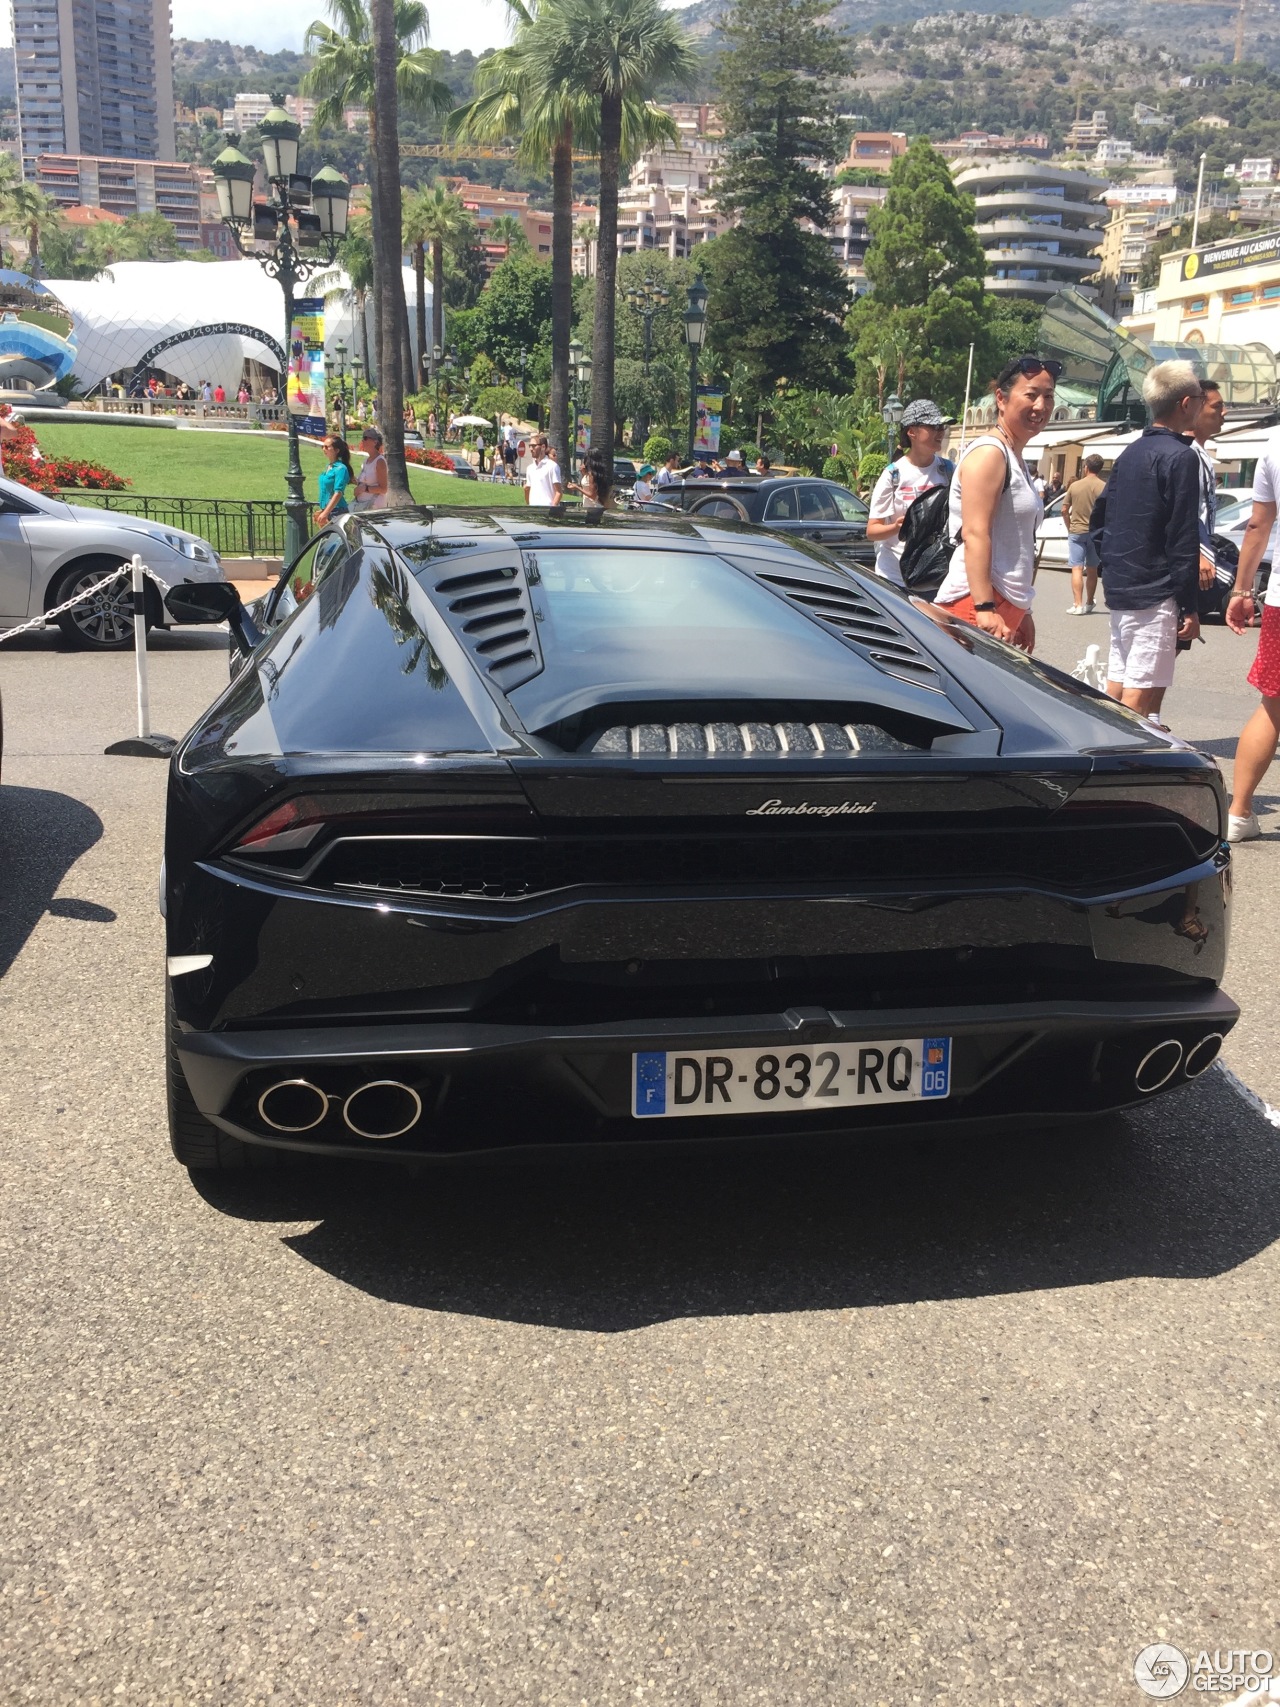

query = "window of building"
[[1226, 287, 1255, 308], [1263, 282, 1280, 300], [1185, 296, 1208, 316]]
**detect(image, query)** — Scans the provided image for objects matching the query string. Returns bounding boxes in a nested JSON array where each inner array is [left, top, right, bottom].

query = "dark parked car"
[[644, 476, 874, 567], [161, 506, 1236, 1170], [442, 453, 478, 480], [613, 458, 639, 493]]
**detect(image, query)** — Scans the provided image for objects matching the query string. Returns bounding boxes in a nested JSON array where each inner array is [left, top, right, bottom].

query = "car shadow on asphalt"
[[190, 1070, 1280, 1330], [0, 784, 107, 978]]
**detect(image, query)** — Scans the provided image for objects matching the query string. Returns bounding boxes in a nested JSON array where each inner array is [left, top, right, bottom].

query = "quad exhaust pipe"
[[257, 1076, 423, 1138], [1134, 1032, 1224, 1094], [342, 1080, 423, 1140]]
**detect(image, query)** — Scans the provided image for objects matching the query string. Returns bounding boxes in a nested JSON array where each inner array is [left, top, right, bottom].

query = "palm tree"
[[304, 0, 452, 432], [486, 212, 528, 256], [0, 159, 62, 278], [574, 217, 598, 277], [340, 216, 375, 379], [451, 7, 679, 463], [523, 0, 694, 452], [404, 182, 473, 385]]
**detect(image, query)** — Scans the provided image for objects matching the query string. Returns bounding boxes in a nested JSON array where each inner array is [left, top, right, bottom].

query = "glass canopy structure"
[[1039, 286, 1276, 423]]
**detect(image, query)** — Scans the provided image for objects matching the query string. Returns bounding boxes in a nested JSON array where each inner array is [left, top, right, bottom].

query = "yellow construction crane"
[[400, 142, 597, 162]]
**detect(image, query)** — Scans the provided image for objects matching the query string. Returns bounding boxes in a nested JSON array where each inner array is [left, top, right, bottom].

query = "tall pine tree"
[[701, 0, 851, 403], [848, 137, 989, 413]]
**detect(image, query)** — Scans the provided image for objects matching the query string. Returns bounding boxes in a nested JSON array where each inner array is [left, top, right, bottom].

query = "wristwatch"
[[972, 600, 997, 612]]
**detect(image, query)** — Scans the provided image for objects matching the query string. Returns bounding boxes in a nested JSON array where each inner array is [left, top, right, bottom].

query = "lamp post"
[[882, 392, 903, 465], [519, 345, 528, 394], [333, 337, 348, 438], [351, 353, 363, 426], [683, 274, 708, 463], [625, 273, 670, 379], [432, 342, 444, 445], [212, 101, 349, 565]]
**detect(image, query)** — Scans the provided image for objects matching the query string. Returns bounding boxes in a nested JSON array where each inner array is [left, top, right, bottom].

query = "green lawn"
[[32, 423, 527, 508]]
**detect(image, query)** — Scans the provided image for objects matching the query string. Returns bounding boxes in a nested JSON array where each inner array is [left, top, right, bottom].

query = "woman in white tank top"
[[933, 355, 1058, 653]]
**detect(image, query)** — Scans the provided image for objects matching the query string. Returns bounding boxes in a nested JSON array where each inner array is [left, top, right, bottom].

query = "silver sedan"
[[0, 473, 225, 650]]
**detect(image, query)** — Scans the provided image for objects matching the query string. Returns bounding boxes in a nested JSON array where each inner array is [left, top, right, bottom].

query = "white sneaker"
[[1227, 813, 1262, 843], [1067, 604, 1083, 615], [1084, 602, 1096, 614]]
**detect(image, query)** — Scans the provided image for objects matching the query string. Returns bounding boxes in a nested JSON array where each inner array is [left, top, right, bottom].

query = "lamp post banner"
[[288, 297, 327, 435], [694, 392, 724, 456], [575, 412, 592, 456]]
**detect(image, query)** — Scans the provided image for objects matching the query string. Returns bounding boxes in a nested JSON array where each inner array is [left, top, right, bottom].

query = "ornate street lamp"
[[882, 392, 904, 465], [625, 273, 670, 378], [213, 101, 349, 564], [333, 337, 348, 438], [432, 342, 444, 446], [683, 274, 708, 463], [519, 345, 528, 393]]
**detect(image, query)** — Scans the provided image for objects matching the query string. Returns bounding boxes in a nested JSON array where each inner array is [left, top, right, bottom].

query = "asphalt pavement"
[[0, 575, 1277, 1707]]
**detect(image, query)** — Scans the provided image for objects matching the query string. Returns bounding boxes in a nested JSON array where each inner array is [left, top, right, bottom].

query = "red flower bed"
[[1, 421, 129, 496], [404, 445, 458, 472]]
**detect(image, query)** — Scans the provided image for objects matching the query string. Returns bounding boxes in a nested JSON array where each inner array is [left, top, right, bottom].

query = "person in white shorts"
[[865, 398, 953, 586], [1094, 361, 1203, 719]]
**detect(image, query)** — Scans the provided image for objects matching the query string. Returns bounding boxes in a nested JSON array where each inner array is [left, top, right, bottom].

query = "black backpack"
[[897, 480, 955, 596], [897, 452, 1011, 597]]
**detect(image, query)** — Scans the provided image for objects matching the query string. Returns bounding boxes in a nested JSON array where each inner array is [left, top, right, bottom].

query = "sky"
[[0, 0, 694, 58]]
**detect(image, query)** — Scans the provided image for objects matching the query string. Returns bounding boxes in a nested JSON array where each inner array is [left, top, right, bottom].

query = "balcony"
[[972, 190, 1105, 224], [986, 248, 1099, 275]]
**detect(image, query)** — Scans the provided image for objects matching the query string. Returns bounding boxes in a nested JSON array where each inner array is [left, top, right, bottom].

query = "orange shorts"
[[936, 591, 1031, 646]]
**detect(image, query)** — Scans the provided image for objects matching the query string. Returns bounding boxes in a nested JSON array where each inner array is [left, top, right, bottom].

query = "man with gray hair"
[[1091, 359, 1203, 721]]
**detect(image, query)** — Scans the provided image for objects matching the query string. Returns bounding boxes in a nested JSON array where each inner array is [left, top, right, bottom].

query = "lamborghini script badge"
[[745, 798, 877, 818]]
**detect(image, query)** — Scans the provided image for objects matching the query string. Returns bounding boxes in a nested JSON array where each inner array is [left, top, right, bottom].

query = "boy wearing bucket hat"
[[634, 463, 656, 501], [866, 398, 954, 586]]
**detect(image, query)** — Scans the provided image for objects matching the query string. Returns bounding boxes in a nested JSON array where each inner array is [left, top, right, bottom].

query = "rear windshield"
[[527, 547, 818, 648]]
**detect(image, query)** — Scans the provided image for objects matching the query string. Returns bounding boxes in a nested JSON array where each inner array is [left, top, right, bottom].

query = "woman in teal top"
[[314, 435, 353, 527]]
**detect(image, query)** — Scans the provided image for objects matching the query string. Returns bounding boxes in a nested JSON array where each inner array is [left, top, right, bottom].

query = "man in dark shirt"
[[1093, 360, 1203, 720]]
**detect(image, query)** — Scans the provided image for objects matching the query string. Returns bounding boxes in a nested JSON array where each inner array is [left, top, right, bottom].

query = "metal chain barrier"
[[0, 561, 172, 645]]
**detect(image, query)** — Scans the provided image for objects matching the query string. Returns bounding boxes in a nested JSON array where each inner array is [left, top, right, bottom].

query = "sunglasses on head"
[[1012, 355, 1063, 380]]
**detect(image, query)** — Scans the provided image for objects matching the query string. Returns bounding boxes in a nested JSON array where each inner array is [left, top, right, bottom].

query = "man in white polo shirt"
[[523, 435, 563, 506], [1223, 425, 1280, 840], [865, 398, 954, 585]]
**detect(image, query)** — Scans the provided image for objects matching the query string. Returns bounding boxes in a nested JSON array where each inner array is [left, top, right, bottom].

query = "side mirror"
[[166, 581, 241, 624], [165, 580, 263, 656]]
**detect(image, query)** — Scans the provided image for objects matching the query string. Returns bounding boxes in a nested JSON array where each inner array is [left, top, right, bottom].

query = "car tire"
[[166, 983, 272, 1172], [51, 557, 151, 651]]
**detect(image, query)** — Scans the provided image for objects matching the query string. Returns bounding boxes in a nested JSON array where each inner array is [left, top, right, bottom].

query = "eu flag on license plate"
[[633, 1051, 667, 1116]]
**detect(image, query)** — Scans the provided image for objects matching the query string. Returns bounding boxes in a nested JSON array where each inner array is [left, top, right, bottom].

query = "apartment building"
[[1092, 206, 1167, 319], [220, 93, 318, 132], [13, 0, 175, 179], [956, 159, 1109, 302], [1066, 109, 1109, 149], [825, 181, 888, 285], [36, 153, 204, 248], [840, 131, 907, 172]]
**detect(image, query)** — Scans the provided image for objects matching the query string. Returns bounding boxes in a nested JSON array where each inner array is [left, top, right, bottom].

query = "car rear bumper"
[[175, 988, 1239, 1159]]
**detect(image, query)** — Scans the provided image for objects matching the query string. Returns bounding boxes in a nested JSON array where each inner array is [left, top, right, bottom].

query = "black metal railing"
[[60, 493, 288, 557]]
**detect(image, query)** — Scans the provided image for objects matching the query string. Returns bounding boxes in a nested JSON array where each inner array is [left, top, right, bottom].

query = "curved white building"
[[43, 257, 428, 393], [955, 161, 1109, 303]]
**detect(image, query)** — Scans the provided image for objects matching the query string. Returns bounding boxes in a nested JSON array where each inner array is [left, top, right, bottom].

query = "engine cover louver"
[[584, 720, 916, 756], [431, 562, 543, 689], [752, 570, 943, 691]]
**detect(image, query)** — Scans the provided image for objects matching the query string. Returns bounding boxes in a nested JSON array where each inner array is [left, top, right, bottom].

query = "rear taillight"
[[1067, 777, 1223, 847], [233, 796, 328, 854], [226, 790, 537, 869]]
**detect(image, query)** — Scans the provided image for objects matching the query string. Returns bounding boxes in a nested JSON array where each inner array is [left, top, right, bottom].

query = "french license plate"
[[632, 1038, 951, 1119]]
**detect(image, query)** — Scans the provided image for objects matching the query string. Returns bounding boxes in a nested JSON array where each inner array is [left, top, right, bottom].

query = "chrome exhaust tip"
[[258, 1078, 329, 1132], [1184, 1033, 1224, 1079], [1135, 1040, 1184, 1095], [342, 1080, 423, 1140]]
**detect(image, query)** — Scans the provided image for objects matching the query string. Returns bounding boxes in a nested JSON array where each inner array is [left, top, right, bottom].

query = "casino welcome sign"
[[1183, 231, 1280, 280]]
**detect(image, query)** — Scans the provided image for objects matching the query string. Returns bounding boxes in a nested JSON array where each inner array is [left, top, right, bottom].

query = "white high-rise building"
[[12, 0, 176, 180]]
